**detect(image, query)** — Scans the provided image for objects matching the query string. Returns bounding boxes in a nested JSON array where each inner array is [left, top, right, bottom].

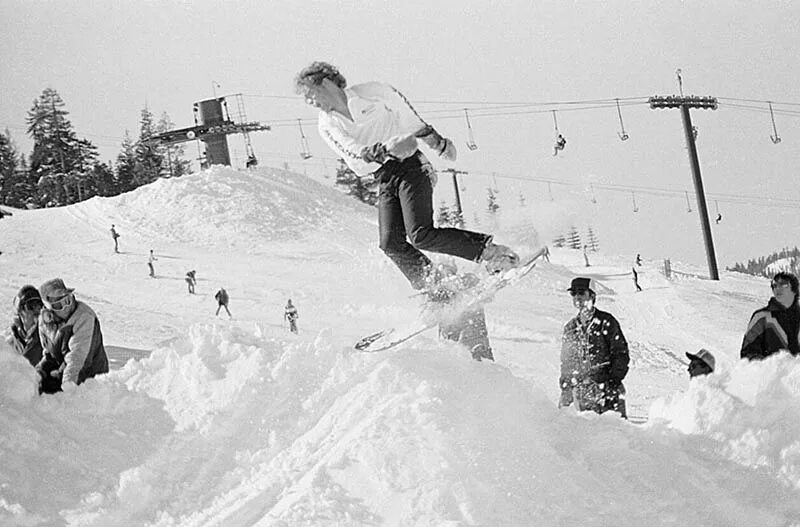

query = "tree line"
[[728, 247, 800, 277], [0, 88, 191, 209]]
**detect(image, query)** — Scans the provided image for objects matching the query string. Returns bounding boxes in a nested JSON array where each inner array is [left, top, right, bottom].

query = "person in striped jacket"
[[741, 272, 800, 361]]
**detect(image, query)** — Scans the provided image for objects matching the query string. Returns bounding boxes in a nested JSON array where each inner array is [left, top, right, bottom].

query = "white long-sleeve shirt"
[[317, 82, 431, 177]]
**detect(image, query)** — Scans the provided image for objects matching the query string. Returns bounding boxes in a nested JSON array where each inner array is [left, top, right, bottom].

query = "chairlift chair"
[[464, 109, 479, 151], [552, 111, 567, 156], [768, 102, 782, 144], [297, 119, 313, 160], [616, 99, 629, 141]]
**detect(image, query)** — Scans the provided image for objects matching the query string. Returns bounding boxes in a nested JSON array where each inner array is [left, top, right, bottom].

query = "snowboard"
[[354, 246, 548, 353]]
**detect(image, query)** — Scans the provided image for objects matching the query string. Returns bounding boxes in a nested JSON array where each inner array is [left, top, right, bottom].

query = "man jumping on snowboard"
[[294, 62, 519, 292]]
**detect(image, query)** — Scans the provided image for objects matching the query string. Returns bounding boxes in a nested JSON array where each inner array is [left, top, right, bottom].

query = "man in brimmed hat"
[[37, 278, 108, 391], [559, 277, 630, 418], [9, 285, 45, 367], [686, 348, 715, 378]]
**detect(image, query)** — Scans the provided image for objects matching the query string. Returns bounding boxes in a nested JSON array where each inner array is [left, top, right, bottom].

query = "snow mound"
[[74, 166, 376, 248]]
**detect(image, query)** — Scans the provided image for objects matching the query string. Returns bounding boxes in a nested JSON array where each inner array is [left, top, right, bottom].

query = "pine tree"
[[26, 88, 99, 206], [115, 131, 138, 193], [552, 234, 566, 248], [0, 129, 22, 206], [135, 106, 164, 184], [566, 226, 582, 249], [585, 226, 600, 252], [334, 159, 377, 205], [157, 111, 191, 178], [486, 187, 499, 214], [436, 201, 452, 226]]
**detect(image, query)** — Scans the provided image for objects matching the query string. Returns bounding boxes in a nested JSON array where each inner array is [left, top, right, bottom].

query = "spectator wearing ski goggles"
[[39, 278, 76, 322]]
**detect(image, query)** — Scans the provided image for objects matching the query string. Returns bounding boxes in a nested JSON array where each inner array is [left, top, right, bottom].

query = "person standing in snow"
[[36, 278, 109, 393], [632, 260, 642, 292], [148, 249, 157, 278], [686, 348, 715, 378], [284, 299, 299, 333], [215, 287, 232, 318], [559, 277, 629, 418], [740, 272, 800, 361], [293, 62, 519, 292], [110, 224, 120, 253], [185, 270, 197, 294], [8, 285, 44, 368]]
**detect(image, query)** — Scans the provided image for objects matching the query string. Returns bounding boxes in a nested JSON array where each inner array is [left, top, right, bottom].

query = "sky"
[[2, 1, 800, 268], [2, 165, 800, 526]]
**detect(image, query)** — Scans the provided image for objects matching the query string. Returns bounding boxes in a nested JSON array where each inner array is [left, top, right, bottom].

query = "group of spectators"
[[9, 279, 108, 394], [557, 270, 800, 420]]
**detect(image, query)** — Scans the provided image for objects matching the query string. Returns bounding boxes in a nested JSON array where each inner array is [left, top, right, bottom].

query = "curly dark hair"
[[294, 61, 347, 94], [772, 271, 799, 295]]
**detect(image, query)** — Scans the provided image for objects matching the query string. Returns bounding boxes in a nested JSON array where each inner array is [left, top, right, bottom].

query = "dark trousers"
[[376, 153, 490, 289]]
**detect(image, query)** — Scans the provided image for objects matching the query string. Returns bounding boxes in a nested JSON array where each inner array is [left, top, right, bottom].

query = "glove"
[[384, 134, 419, 161], [360, 143, 393, 164], [438, 138, 457, 162]]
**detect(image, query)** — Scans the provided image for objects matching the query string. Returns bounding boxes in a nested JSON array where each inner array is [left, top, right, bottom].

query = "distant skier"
[[293, 61, 519, 295], [110, 224, 120, 253], [215, 287, 232, 318], [185, 270, 197, 294], [284, 299, 299, 333], [542, 246, 551, 263], [583, 245, 590, 267], [148, 249, 157, 278], [635, 253, 642, 266], [632, 264, 642, 292], [559, 277, 629, 418]]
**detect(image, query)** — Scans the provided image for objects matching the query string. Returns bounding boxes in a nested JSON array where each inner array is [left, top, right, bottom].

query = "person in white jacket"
[[294, 61, 518, 291]]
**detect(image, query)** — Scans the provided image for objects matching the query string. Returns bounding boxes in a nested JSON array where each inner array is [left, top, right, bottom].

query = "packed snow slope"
[[1, 166, 799, 526]]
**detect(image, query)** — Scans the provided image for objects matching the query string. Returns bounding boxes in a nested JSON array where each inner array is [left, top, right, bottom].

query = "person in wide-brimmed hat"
[[686, 348, 715, 378], [559, 277, 630, 418]]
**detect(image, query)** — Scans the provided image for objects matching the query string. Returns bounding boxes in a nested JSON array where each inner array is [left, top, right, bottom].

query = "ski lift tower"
[[148, 93, 270, 169]]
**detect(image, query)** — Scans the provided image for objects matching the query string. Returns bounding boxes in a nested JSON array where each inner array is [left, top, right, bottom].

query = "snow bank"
[[650, 352, 800, 490]]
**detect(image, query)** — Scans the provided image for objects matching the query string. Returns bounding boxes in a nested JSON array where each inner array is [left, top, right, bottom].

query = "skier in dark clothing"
[[294, 62, 519, 292], [185, 270, 197, 294], [110, 224, 120, 253], [284, 299, 299, 333], [559, 277, 630, 418], [215, 288, 232, 318], [9, 285, 45, 368], [148, 249, 157, 278], [741, 272, 800, 360]]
